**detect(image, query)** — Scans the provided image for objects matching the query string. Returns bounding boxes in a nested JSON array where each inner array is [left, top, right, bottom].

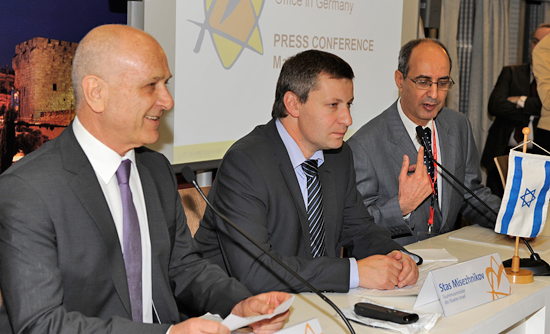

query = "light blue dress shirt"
[[275, 119, 359, 289]]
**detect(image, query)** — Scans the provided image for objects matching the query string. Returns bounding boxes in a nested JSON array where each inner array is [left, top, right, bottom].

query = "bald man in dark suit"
[[0, 24, 289, 334]]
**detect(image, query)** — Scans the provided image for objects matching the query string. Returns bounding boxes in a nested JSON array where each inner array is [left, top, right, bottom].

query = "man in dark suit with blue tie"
[[0, 24, 289, 334], [481, 24, 550, 197], [194, 50, 419, 295]]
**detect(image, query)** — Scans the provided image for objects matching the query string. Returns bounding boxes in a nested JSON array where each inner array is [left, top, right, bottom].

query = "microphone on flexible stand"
[[415, 126, 498, 217], [415, 126, 550, 276], [180, 166, 357, 334]]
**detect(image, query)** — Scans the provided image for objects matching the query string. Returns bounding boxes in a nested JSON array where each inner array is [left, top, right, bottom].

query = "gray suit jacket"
[[194, 119, 405, 294], [0, 124, 251, 334], [347, 101, 501, 245]]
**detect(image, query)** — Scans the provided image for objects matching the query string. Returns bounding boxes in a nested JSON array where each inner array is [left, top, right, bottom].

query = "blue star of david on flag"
[[495, 151, 550, 238], [520, 188, 536, 208]]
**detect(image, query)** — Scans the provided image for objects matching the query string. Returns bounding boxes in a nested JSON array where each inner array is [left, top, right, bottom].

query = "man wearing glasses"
[[347, 39, 501, 245]]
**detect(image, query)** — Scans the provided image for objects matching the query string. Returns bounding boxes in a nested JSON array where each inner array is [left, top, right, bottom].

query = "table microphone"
[[180, 166, 357, 334], [415, 125, 498, 217], [415, 126, 550, 276]]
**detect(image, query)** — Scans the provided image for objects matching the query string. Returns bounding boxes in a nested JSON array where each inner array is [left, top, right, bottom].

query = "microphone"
[[415, 126, 550, 276], [181, 166, 357, 334], [415, 125, 498, 216]]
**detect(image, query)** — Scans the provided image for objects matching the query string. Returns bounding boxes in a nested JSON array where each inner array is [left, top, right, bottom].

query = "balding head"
[[71, 24, 173, 156], [395, 39, 452, 126], [72, 25, 162, 109]]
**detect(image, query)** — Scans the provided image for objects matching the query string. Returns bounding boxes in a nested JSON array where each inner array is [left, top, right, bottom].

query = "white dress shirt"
[[397, 98, 442, 208], [72, 116, 153, 323]]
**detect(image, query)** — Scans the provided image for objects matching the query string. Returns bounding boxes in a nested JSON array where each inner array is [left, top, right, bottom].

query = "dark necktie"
[[116, 159, 143, 322], [302, 160, 326, 258], [531, 78, 539, 99], [423, 127, 438, 198]]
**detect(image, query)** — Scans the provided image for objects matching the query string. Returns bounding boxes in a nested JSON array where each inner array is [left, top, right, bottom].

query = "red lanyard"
[[428, 120, 437, 233]]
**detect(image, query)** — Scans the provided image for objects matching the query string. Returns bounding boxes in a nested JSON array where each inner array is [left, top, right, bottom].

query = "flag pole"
[[505, 127, 534, 284]]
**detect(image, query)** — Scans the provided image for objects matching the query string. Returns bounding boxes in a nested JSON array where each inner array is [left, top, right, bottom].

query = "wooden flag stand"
[[505, 127, 534, 284]]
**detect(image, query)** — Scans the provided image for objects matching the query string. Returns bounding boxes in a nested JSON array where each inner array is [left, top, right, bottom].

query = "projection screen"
[[142, 0, 404, 167]]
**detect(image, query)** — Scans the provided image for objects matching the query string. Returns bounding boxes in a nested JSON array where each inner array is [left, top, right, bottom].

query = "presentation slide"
[[172, 0, 403, 165]]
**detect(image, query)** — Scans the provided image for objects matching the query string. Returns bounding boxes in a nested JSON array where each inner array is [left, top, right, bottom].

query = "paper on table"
[[448, 225, 550, 251], [221, 295, 294, 331], [349, 261, 455, 297], [411, 248, 458, 263]]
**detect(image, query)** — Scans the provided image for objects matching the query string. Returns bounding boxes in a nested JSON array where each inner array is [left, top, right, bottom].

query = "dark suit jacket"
[[481, 64, 542, 170], [194, 119, 405, 294], [347, 102, 501, 245], [0, 124, 251, 334]]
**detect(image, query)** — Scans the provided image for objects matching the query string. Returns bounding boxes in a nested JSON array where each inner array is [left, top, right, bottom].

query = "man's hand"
[[398, 147, 433, 215], [357, 255, 403, 290], [357, 252, 419, 290], [507, 96, 520, 104], [169, 292, 291, 334], [169, 318, 231, 334], [232, 291, 292, 334], [387, 250, 419, 288]]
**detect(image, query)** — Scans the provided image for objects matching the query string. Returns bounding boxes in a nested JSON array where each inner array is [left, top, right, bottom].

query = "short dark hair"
[[397, 38, 452, 77], [271, 50, 354, 118]]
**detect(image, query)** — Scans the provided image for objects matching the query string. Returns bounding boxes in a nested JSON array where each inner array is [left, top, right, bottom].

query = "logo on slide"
[[190, 0, 264, 69]]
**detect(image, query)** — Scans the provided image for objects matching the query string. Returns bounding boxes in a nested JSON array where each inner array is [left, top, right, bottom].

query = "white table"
[[283, 226, 550, 333]]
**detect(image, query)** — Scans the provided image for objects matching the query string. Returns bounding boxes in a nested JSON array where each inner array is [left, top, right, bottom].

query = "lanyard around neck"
[[428, 119, 437, 233]]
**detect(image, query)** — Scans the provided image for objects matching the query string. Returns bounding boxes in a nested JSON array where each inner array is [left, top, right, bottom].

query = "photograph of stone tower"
[[13, 37, 78, 123], [0, 0, 126, 174]]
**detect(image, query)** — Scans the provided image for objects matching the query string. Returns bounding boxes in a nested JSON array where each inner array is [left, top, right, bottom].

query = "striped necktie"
[[302, 159, 326, 258]]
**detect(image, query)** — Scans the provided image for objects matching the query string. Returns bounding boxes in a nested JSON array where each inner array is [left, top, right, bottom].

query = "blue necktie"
[[116, 159, 143, 322], [302, 160, 326, 258]]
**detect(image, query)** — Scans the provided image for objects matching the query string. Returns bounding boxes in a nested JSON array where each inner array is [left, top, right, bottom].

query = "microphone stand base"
[[505, 267, 534, 284], [502, 256, 550, 276]]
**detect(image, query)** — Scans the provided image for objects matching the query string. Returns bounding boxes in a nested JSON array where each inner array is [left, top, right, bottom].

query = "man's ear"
[[81, 75, 107, 113], [395, 70, 404, 94], [283, 91, 300, 118]]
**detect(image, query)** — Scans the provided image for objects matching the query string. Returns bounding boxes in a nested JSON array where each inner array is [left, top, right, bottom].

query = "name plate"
[[413, 253, 511, 317], [277, 318, 323, 334]]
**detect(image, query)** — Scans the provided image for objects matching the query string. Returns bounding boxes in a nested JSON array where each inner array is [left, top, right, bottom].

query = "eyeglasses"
[[406, 76, 455, 91]]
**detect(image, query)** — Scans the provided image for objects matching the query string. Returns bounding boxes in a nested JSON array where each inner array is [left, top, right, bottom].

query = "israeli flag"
[[495, 150, 550, 237]]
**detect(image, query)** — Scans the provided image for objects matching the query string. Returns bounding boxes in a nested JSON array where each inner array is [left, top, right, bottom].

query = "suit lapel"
[[265, 120, 314, 257], [387, 102, 448, 232], [517, 64, 531, 95], [386, 104, 418, 166], [60, 125, 132, 317], [435, 110, 456, 230], [135, 155, 179, 323]]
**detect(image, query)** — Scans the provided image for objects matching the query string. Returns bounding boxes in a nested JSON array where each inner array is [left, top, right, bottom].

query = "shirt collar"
[[275, 118, 324, 170], [396, 97, 435, 146], [72, 116, 136, 184]]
